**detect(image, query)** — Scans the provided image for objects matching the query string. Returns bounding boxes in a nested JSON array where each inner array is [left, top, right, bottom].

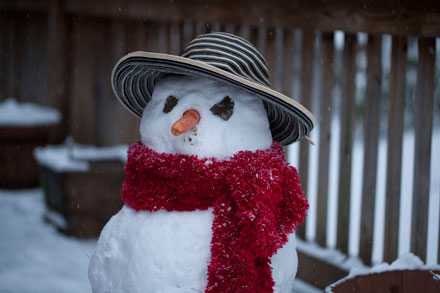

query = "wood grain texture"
[[331, 270, 440, 292], [0, 13, 6, 99], [265, 28, 276, 87], [47, 0, 69, 139], [336, 33, 357, 254], [296, 249, 349, 290], [69, 16, 98, 144], [6, 0, 439, 37], [359, 34, 382, 265], [281, 29, 295, 97], [383, 36, 407, 263], [5, 15, 25, 100], [20, 13, 50, 106], [296, 30, 315, 239], [316, 32, 334, 247], [411, 37, 436, 262]]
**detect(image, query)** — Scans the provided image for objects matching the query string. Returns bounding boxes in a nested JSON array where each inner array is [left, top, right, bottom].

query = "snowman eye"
[[162, 96, 179, 113], [210, 96, 235, 121]]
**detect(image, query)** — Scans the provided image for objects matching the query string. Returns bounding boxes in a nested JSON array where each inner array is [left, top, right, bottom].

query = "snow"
[[0, 98, 61, 126], [0, 188, 314, 292], [89, 206, 214, 292], [296, 238, 366, 272], [140, 75, 272, 159], [34, 141, 128, 172], [325, 252, 440, 292], [0, 188, 95, 292]]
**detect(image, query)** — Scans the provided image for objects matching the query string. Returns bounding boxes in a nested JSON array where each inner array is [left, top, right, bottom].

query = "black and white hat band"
[[112, 32, 316, 145]]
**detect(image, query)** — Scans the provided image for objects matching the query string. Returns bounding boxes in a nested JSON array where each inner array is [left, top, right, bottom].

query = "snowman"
[[89, 32, 315, 293]]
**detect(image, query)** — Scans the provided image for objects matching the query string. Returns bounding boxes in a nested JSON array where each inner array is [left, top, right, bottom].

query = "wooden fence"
[[1, 0, 439, 289]]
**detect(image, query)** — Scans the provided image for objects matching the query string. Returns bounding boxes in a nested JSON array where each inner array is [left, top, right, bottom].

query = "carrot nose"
[[171, 109, 201, 136]]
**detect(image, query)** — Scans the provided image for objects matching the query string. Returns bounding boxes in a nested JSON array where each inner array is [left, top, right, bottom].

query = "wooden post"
[[280, 28, 295, 161], [169, 22, 181, 55], [0, 13, 6, 98], [146, 22, 161, 53], [95, 18, 130, 146], [316, 32, 334, 247], [48, 0, 69, 139], [70, 16, 98, 145], [296, 29, 315, 239], [383, 36, 407, 263], [281, 28, 295, 97], [181, 20, 194, 51], [265, 28, 276, 87], [158, 22, 171, 54], [126, 19, 147, 52], [359, 34, 382, 265], [336, 33, 357, 254], [248, 26, 259, 48], [5, 15, 25, 100], [411, 38, 436, 262]]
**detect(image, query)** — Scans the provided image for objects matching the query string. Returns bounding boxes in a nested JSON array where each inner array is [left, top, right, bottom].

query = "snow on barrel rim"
[[0, 97, 61, 127]]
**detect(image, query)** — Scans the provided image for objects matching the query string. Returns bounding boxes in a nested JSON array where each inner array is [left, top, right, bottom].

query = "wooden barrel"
[[327, 270, 440, 293], [0, 124, 60, 188]]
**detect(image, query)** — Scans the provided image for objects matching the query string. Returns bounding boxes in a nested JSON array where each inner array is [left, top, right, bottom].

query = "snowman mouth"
[[183, 128, 198, 146]]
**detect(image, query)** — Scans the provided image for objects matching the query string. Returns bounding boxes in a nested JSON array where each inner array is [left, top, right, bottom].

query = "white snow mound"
[[0, 97, 61, 126]]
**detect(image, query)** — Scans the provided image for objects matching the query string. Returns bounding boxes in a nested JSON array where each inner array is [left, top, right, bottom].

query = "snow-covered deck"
[[0, 189, 320, 292]]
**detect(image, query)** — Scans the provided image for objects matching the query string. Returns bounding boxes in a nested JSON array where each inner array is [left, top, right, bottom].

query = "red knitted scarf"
[[122, 142, 308, 292]]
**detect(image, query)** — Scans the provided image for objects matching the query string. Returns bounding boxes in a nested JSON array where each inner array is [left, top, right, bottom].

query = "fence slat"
[[126, 20, 147, 52], [48, 0, 69, 139], [281, 29, 294, 97], [411, 37, 436, 262], [169, 22, 181, 55], [359, 34, 382, 265], [316, 32, 334, 247], [0, 14, 4, 96], [69, 17, 99, 144], [0, 14, 7, 98], [265, 28, 276, 87], [249, 26, 258, 48], [181, 21, 193, 52], [96, 18, 139, 146], [297, 30, 315, 239], [336, 33, 357, 254], [158, 22, 170, 54], [5, 15, 25, 100], [146, 22, 160, 53], [383, 36, 407, 263]]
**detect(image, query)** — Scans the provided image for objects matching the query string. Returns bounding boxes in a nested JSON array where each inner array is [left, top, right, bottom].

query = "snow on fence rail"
[[1, 0, 439, 289]]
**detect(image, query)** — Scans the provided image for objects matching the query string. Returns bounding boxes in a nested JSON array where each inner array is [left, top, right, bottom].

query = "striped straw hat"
[[112, 32, 315, 145]]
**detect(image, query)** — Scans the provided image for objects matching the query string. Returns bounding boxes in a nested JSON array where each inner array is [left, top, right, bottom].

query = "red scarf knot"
[[122, 142, 308, 292]]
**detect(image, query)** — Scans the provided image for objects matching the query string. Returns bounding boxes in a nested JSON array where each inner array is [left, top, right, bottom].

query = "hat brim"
[[111, 52, 316, 145]]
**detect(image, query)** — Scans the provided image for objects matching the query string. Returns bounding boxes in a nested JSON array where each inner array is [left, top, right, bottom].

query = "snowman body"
[[88, 76, 298, 292]]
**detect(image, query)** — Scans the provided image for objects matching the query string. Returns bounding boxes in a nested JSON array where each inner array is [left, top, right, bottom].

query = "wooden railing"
[[1, 0, 439, 289]]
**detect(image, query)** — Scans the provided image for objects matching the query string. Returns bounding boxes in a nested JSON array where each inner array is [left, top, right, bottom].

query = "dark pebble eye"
[[210, 96, 234, 121], [162, 96, 179, 113]]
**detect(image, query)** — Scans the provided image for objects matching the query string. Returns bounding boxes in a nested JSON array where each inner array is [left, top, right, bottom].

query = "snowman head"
[[140, 75, 272, 159]]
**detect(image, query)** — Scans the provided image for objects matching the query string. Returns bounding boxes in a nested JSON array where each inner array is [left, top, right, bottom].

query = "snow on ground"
[[0, 98, 61, 126], [0, 189, 95, 292], [0, 188, 316, 293]]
